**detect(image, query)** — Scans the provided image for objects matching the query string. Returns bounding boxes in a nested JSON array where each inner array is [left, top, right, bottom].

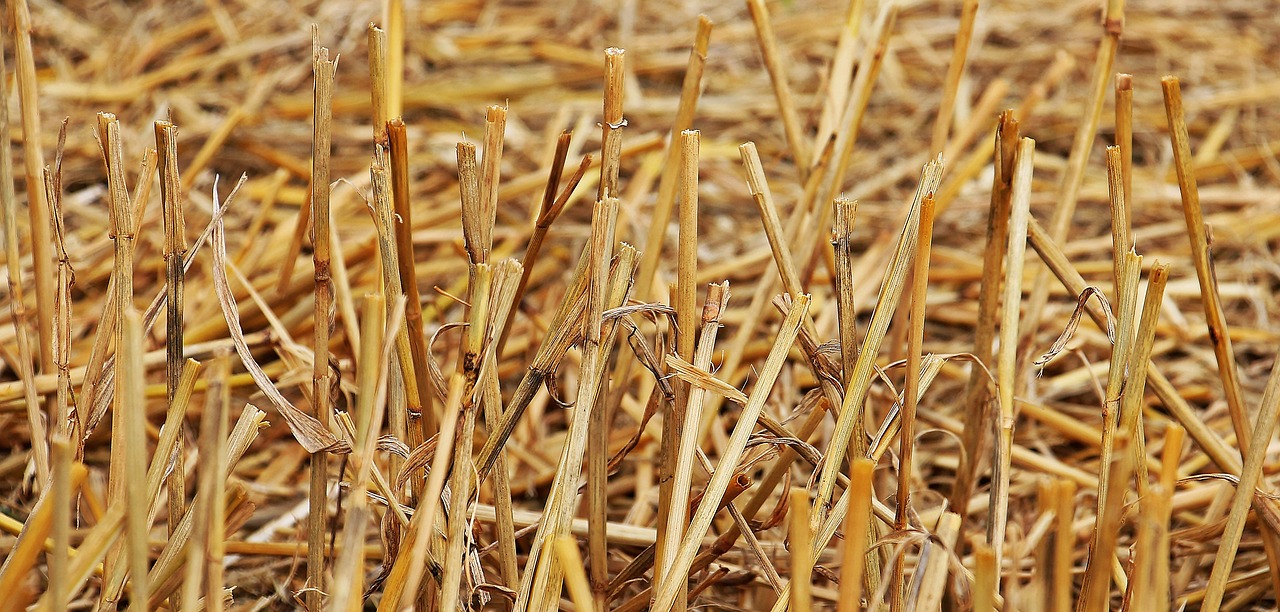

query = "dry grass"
[[3, 0, 1280, 610]]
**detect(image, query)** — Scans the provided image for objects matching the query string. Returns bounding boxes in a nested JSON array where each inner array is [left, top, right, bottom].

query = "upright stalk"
[[307, 33, 337, 611], [155, 120, 188, 550], [953, 111, 1018, 519], [389, 118, 436, 445], [0, 29, 47, 485], [891, 195, 935, 610], [98, 113, 134, 603], [989, 138, 1035, 588], [11, 0, 56, 407]]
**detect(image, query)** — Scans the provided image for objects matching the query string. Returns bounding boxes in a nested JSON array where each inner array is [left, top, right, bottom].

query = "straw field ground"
[[2, 0, 1280, 610]]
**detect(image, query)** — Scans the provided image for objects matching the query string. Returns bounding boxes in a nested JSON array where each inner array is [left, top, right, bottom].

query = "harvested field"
[[2, 0, 1280, 609]]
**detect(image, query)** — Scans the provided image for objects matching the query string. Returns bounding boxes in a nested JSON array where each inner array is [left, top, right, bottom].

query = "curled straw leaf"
[[210, 174, 348, 454], [1033, 286, 1116, 368], [1176, 473, 1280, 501]]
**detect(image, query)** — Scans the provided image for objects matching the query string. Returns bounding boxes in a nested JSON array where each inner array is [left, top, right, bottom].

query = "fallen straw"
[[1020, 0, 1125, 351]]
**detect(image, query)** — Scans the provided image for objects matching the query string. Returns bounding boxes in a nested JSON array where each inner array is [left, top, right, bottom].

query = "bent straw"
[[650, 294, 809, 612], [813, 160, 943, 524]]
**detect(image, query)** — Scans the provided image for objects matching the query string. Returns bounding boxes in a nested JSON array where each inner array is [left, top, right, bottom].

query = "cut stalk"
[[658, 283, 729, 585], [892, 194, 936, 611], [0, 32, 47, 485], [989, 137, 1035, 584], [975, 543, 997, 612], [155, 120, 188, 552], [120, 309, 151, 610], [478, 260, 524, 593], [1119, 263, 1170, 497], [11, 0, 56, 413], [1160, 77, 1253, 453], [100, 358, 201, 604], [655, 130, 701, 611], [1106, 146, 1132, 301], [1093, 252, 1140, 534], [598, 48, 626, 200], [329, 294, 389, 612], [439, 265, 491, 612], [832, 197, 860, 380], [741, 142, 844, 425], [479, 105, 507, 260], [1053, 479, 1078, 612], [1201, 338, 1280, 609], [381, 372, 466, 611], [837, 458, 876, 612], [1115, 74, 1133, 208], [1132, 424, 1182, 612], [49, 436, 74, 612], [369, 148, 421, 496], [1079, 433, 1133, 612], [307, 33, 337, 611], [100, 112, 135, 508], [953, 110, 1018, 519], [98, 112, 134, 604], [387, 118, 436, 451], [369, 25, 388, 144], [181, 355, 232, 612], [516, 203, 629, 612], [789, 488, 814, 612], [813, 160, 943, 523], [49, 132, 76, 445]]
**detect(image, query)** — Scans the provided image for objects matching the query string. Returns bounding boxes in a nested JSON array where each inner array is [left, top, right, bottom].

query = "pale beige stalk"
[[989, 137, 1035, 585]]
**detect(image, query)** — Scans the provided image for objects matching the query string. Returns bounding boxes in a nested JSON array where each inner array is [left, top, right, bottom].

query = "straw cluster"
[[2, 0, 1280, 610]]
